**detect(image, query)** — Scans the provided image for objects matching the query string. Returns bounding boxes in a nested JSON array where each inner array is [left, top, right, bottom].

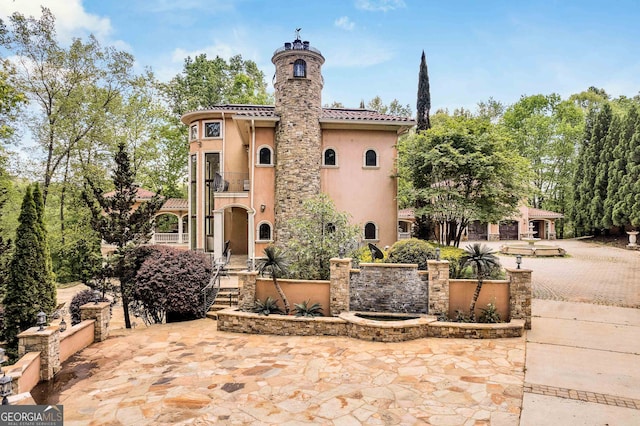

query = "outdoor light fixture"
[[94, 290, 101, 305], [338, 246, 345, 259], [260, 204, 266, 213], [0, 349, 11, 405], [37, 311, 47, 331], [435, 247, 441, 261], [59, 318, 67, 333], [516, 255, 522, 269]]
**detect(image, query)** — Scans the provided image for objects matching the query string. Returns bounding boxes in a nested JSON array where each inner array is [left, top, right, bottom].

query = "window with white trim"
[[190, 124, 198, 141], [203, 120, 222, 138], [257, 146, 273, 166], [323, 148, 337, 166], [364, 222, 377, 240], [364, 149, 378, 167], [257, 222, 273, 241]]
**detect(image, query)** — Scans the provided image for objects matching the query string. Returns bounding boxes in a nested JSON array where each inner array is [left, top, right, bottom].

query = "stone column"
[[80, 301, 111, 342], [427, 260, 450, 317], [506, 268, 532, 329], [329, 258, 352, 316], [17, 326, 60, 381], [237, 271, 258, 312]]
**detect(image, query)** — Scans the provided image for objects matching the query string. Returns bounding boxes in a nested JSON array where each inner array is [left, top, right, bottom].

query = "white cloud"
[[323, 39, 393, 68], [334, 16, 355, 31], [0, 0, 112, 45], [355, 0, 406, 12]]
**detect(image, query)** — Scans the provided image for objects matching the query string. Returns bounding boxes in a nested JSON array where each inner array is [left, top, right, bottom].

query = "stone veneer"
[[80, 301, 111, 342], [427, 319, 525, 339], [272, 41, 325, 243], [237, 271, 259, 312], [506, 268, 532, 329], [350, 263, 428, 314], [426, 260, 450, 317], [329, 258, 351, 316], [17, 326, 60, 381]]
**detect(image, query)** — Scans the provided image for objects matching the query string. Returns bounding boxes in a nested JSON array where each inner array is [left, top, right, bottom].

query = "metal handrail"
[[202, 266, 222, 316]]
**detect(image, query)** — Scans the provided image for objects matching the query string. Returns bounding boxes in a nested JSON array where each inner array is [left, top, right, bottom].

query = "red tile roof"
[[527, 207, 564, 219], [162, 198, 188, 210], [187, 105, 415, 123]]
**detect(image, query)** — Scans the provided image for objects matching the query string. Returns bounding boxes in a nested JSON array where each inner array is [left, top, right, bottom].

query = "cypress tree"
[[609, 106, 638, 227], [619, 115, 640, 227], [585, 104, 612, 231], [416, 50, 431, 131], [2, 185, 54, 359], [571, 109, 595, 236], [595, 113, 620, 229], [32, 183, 57, 315], [84, 142, 163, 329]]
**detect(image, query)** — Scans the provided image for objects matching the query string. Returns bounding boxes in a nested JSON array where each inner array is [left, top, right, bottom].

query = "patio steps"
[[206, 289, 239, 320]]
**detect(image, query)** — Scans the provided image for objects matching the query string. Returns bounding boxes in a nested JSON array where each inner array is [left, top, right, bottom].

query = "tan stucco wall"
[[59, 320, 95, 363], [255, 278, 331, 316], [321, 129, 398, 248], [448, 280, 510, 320]]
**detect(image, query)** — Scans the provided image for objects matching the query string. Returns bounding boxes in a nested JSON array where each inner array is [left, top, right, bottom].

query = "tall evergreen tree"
[[0, 158, 12, 299], [416, 51, 431, 131], [592, 112, 618, 229], [32, 183, 57, 315], [1, 185, 55, 359], [617, 115, 640, 228], [612, 106, 640, 227], [84, 142, 164, 329]]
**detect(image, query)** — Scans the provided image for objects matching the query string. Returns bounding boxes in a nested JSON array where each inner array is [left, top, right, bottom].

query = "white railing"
[[398, 232, 412, 240], [152, 233, 188, 244]]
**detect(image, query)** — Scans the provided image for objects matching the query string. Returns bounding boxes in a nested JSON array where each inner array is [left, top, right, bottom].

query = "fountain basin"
[[340, 312, 435, 342], [501, 243, 566, 256]]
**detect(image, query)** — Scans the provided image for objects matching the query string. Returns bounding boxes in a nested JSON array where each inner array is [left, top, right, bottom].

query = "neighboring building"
[[180, 35, 414, 262], [399, 205, 563, 242]]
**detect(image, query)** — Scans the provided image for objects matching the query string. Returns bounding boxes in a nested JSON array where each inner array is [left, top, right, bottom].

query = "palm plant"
[[461, 243, 500, 321], [256, 245, 291, 314], [294, 300, 323, 317]]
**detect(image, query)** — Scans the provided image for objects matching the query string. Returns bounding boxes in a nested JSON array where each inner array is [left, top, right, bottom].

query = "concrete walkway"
[[520, 300, 640, 426]]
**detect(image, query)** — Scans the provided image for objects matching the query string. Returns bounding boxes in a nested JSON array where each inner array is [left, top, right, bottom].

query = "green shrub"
[[385, 238, 435, 270], [254, 297, 284, 316], [435, 245, 466, 278], [294, 300, 323, 317], [133, 246, 212, 323], [478, 302, 502, 323], [69, 288, 108, 325]]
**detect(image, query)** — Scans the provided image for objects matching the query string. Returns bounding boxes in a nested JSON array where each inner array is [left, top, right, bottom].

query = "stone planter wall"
[[426, 319, 525, 339]]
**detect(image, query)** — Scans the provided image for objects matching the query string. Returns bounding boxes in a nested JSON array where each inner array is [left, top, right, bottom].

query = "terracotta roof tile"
[[528, 207, 564, 219], [162, 198, 188, 210], [321, 108, 414, 123]]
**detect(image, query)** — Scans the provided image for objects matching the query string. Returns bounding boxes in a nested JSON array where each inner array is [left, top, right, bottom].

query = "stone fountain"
[[501, 222, 566, 256]]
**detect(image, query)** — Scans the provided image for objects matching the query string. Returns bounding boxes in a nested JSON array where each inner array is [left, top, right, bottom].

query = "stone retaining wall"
[[349, 263, 428, 314], [217, 309, 524, 341]]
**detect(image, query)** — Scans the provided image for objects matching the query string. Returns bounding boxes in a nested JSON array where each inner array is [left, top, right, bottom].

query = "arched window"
[[364, 149, 378, 167], [364, 222, 377, 240], [258, 222, 272, 241], [293, 59, 306, 78], [258, 146, 273, 165], [323, 148, 337, 166]]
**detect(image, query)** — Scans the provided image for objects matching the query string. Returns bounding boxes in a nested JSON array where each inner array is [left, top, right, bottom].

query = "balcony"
[[152, 233, 189, 244], [212, 172, 250, 193]]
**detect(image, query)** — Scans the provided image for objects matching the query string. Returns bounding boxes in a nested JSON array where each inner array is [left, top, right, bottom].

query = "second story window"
[[364, 149, 378, 167], [190, 124, 198, 141], [323, 148, 337, 166], [204, 121, 222, 138], [258, 146, 273, 166], [293, 59, 306, 78]]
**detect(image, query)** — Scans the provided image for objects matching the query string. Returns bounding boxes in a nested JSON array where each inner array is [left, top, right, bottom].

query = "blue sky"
[[2, 0, 640, 114]]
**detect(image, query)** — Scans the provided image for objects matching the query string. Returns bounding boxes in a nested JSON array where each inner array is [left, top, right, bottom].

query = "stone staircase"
[[206, 287, 240, 320]]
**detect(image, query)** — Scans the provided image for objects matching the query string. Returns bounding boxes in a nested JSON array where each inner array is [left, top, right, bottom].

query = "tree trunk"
[[122, 292, 132, 329], [272, 276, 290, 314], [469, 278, 483, 322]]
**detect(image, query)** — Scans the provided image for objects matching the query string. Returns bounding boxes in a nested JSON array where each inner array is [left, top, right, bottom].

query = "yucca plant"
[[253, 297, 284, 316], [294, 300, 323, 317], [256, 245, 291, 314], [461, 243, 501, 322]]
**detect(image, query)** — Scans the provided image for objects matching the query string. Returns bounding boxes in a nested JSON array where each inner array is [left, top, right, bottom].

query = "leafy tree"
[[401, 112, 531, 247], [366, 96, 412, 117], [416, 50, 431, 131], [285, 194, 360, 280], [0, 155, 12, 299], [1, 7, 134, 205], [256, 245, 291, 314], [501, 94, 584, 223], [84, 142, 163, 328], [460, 243, 500, 322], [162, 53, 272, 117], [0, 59, 26, 143], [1, 185, 55, 359]]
